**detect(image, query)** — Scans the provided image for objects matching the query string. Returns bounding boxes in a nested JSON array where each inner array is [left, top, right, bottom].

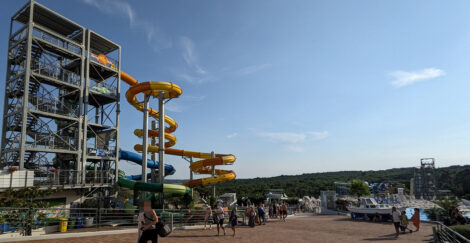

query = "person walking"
[[229, 209, 238, 237], [391, 207, 401, 238], [275, 202, 280, 219], [214, 204, 226, 236], [204, 205, 212, 230], [137, 201, 159, 243], [258, 203, 266, 225], [280, 202, 288, 222], [268, 204, 274, 219], [247, 205, 256, 227], [411, 208, 420, 232]]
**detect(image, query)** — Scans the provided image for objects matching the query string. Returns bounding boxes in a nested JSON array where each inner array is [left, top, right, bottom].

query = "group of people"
[[203, 202, 290, 236], [391, 207, 420, 239], [245, 202, 289, 227], [444, 206, 467, 226], [204, 204, 238, 237]]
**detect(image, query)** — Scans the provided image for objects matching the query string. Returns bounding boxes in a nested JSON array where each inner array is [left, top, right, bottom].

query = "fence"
[[432, 221, 470, 243], [0, 207, 260, 236]]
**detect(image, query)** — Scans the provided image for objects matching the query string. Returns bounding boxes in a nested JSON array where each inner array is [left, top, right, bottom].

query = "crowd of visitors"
[[444, 206, 467, 226], [203, 201, 291, 236]]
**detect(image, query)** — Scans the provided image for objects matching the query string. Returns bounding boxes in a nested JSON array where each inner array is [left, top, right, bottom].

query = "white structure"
[[219, 193, 237, 207], [0, 170, 34, 188], [300, 196, 321, 213], [320, 191, 336, 209]]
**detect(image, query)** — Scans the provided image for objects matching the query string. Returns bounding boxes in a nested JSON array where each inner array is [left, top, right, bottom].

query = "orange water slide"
[[120, 71, 237, 188]]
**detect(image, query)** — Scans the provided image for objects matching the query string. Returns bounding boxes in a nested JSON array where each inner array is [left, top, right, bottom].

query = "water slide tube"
[[120, 71, 237, 188], [119, 150, 175, 180]]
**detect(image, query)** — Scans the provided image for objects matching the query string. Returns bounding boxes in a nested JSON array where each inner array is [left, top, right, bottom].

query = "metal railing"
[[32, 28, 81, 55], [0, 208, 250, 236], [433, 221, 470, 243], [89, 79, 118, 97], [29, 95, 80, 117], [26, 134, 78, 151], [31, 59, 81, 86]]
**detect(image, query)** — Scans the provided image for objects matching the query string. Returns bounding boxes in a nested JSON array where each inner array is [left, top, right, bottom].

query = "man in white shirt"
[[391, 206, 402, 238], [214, 204, 226, 236]]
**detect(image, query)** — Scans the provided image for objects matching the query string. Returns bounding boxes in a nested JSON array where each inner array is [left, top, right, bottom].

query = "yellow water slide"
[[120, 71, 237, 188]]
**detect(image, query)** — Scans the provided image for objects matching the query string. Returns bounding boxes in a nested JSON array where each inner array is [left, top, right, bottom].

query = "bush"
[[450, 225, 470, 240]]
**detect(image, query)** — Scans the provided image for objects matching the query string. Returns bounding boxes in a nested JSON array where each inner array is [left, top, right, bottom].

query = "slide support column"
[[211, 151, 215, 199], [141, 95, 150, 204], [158, 91, 165, 208], [190, 157, 193, 198], [151, 120, 157, 183]]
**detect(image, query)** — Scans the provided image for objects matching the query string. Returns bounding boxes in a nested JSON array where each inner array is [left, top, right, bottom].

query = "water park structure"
[[0, 0, 236, 207]]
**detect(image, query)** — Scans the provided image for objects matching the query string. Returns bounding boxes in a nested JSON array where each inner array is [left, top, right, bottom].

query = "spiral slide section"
[[120, 71, 237, 189]]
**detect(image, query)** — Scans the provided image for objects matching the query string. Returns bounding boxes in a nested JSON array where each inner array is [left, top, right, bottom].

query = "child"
[[229, 209, 238, 237], [400, 211, 413, 234], [204, 205, 212, 230]]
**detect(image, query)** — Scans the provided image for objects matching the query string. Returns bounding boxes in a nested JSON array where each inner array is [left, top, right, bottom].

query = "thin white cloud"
[[83, 0, 135, 24], [284, 145, 304, 153], [258, 132, 307, 143], [308, 131, 329, 140], [177, 36, 212, 84], [227, 132, 238, 139], [237, 63, 270, 76], [165, 102, 183, 112], [258, 131, 329, 144], [390, 68, 445, 88], [82, 0, 172, 52], [164, 95, 206, 112]]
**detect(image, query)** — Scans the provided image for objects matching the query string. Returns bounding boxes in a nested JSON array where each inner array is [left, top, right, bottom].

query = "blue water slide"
[[118, 150, 176, 180]]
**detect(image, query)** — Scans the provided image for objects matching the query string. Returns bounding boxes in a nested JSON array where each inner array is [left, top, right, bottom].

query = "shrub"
[[450, 225, 470, 240]]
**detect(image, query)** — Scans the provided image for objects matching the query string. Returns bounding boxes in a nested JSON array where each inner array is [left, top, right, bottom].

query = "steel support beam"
[[211, 151, 215, 199], [141, 95, 150, 202], [18, 1, 35, 170], [151, 120, 157, 183], [158, 91, 165, 208]]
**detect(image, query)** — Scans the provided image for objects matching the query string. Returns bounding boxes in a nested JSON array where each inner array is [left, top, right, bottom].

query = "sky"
[[1, 0, 470, 179]]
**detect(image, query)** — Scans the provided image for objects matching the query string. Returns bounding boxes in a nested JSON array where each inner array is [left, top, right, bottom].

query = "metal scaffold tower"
[[413, 158, 437, 200], [0, 0, 120, 195]]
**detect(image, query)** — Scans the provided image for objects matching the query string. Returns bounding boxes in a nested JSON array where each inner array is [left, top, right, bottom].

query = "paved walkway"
[[6, 214, 434, 242]]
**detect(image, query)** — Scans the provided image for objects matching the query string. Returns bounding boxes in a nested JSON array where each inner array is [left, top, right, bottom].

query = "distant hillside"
[[185, 165, 470, 201]]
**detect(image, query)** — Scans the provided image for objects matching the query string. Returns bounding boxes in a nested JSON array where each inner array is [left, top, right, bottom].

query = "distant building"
[[265, 189, 288, 204], [334, 181, 350, 196], [413, 158, 437, 200], [219, 193, 237, 207], [320, 191, 336, 209]]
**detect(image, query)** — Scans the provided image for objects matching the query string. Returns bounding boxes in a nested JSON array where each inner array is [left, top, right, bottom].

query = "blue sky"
[[1, 0, 470, 179]]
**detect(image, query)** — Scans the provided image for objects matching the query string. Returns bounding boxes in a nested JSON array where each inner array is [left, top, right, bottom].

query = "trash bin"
[[67, 217, 76, 229], [76, 217, 84, 229], [0, 222, 10, 233], [59, 218, 68, 233], [84, 217, 94, 228]]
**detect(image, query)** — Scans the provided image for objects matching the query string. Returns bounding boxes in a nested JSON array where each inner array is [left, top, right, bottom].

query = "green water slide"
[[117, 177, 190, 195]]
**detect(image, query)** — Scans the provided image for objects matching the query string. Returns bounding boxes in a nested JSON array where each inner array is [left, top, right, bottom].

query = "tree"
[[350, 180, 370, 198], [181, 193, 194, 209], [0, 186, 60, 236]]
